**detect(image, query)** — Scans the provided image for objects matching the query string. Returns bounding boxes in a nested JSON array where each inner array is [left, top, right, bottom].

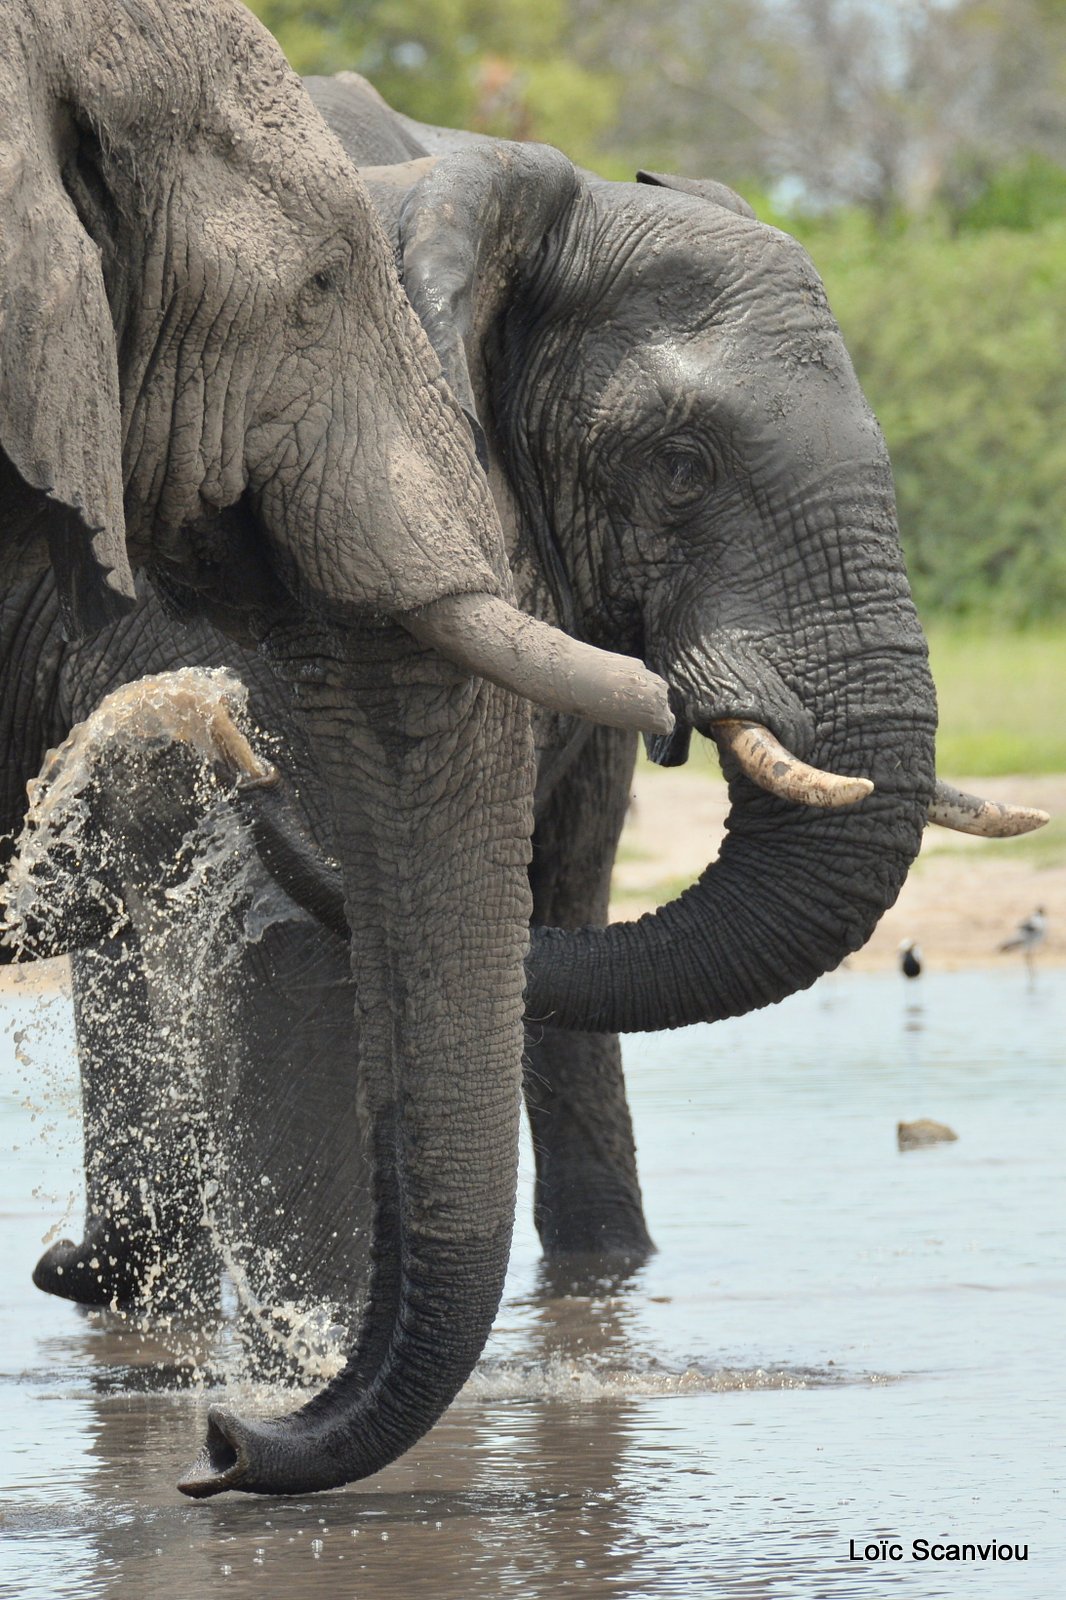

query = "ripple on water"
[[0, 969, 1062, 1600]]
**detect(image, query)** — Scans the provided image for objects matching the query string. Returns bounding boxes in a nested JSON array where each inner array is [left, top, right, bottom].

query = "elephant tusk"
[[401, 593, 674, 736], [710, 718, 874, 808], [927, 781, 1049, 837]]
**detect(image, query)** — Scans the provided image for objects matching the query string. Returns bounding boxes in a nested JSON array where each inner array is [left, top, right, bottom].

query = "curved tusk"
[[711, 718, 874, 808], [927, 781, 1049, 837], [402, 592, 674, 736]]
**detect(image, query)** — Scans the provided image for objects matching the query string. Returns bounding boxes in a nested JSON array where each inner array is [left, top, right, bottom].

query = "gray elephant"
[[10, 57, 1045, 1501], [241, 77, 1041, 1251], [0, 6, 670, 1501]]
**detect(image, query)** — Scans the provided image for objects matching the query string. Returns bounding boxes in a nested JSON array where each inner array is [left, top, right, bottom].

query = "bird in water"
[[998, 907, 1047, 973], [898, 939, 922, 979]]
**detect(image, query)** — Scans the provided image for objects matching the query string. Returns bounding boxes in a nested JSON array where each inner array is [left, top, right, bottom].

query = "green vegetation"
[[926, 624, 1066, 776], [790, 213, 1066, 626], [247, 0, 616, 161]]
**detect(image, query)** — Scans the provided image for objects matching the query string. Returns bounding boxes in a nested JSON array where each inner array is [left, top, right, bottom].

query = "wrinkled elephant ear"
[[398, 143, 580, 470], [636, 169, 756, 220], [0, 42, 135, 639]]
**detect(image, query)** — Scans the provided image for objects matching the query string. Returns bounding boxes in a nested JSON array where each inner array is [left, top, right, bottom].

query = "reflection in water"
[[1, 970, 1064, 1598]]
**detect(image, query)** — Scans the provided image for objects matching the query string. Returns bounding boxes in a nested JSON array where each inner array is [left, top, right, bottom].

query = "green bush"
[[792, 214, 1066, 624], [246, 0, 617, 163]]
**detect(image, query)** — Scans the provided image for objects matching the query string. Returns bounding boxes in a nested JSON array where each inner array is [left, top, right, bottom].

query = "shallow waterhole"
[[1, 967, 1062, 1599]]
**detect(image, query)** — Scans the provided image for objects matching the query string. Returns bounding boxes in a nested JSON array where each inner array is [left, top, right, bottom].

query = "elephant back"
[[304, 72, 428, 165]]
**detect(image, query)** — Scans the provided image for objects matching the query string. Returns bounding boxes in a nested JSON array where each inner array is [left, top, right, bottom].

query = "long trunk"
[[180, 628, 533, 1495], [526, 648, 936, 1033]]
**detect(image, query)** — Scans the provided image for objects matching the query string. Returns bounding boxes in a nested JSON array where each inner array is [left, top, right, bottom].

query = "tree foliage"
[[247, 0, 617, 159], [787, 211, 1066, 623]]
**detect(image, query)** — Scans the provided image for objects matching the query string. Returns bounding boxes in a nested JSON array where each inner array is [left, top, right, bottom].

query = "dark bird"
[[898, 939, 922, 979], [998, 907, 1047, 971]]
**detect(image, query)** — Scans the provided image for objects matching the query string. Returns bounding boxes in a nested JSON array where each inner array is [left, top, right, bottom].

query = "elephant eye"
[[293, 265, 341, 330], [656, 446, 710, 506]]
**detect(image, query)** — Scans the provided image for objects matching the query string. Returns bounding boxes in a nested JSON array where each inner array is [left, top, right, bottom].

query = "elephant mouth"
[[648, 680, 1048, 837], [647, 660, 875, 812]]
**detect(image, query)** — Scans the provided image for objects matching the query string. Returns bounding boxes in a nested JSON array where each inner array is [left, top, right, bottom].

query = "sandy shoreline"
[[1, 768, 1059, 999], [612, 764, 1064, 973]]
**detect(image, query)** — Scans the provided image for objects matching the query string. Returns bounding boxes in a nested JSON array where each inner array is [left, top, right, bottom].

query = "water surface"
[[1, 969, 1062, 1598]]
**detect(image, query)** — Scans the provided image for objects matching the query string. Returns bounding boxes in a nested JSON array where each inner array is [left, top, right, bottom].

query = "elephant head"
[[366, 142, 945, 1030], [2, 4, 675, 1497]]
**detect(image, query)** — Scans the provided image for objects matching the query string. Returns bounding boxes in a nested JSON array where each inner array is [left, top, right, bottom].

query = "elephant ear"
[[636, 169, 757, 220], [398, 143, 580, 471], [0, 44, 135, 639]]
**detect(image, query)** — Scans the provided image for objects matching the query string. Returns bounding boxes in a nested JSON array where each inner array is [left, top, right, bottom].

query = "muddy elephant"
[[0, 7, 671, 1499], [28, 64, 1045, 1314], [9, 58, 1046, 1500]]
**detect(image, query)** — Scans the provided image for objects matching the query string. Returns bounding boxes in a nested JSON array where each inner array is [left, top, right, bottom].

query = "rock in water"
[[897, 1118, 958, 1151]]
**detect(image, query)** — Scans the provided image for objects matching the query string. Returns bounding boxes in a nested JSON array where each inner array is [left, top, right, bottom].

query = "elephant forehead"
[[71, 0, 368, 232], [593, 191, 835, 332], [211, 46, 371, 229], [594, 326, 857, 420], [180, 154, 363, 286]]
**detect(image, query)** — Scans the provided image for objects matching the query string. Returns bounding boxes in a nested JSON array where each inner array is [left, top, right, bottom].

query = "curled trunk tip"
[[177, 1409, 251, 1499], [711, 718, 874, 808]]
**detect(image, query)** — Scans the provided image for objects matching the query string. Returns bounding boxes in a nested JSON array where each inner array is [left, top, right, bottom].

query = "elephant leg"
[[33, 936, 223, 1313], [525, 724, 654, 1261], [21, 692, 270, 1315]]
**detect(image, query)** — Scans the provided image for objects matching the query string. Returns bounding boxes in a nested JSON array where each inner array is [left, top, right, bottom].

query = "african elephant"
[[0, 6, 671, 1500], [271, 78, 1044, 1245], [11, 58, 1046, 1499]]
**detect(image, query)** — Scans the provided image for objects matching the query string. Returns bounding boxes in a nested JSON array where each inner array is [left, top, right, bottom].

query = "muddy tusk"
[[402, 593, 674, 735], [711, 718, 874, 808], [927, 781, 1049, 837]]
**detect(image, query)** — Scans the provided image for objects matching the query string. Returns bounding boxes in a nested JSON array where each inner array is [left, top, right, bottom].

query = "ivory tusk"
[[402, 592, 674, 736], [927, 781, 1049, 837], [711, 718, 874, 808]]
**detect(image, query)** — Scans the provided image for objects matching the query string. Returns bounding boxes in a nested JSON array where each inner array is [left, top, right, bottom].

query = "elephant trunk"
[[526, 636, 938, 1033], [179, 637, 532, 1496]]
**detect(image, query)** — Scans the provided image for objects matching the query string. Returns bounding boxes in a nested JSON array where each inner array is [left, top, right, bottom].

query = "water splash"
[[462, 1353, 882, 1403], [1, 669, 351, 1386]]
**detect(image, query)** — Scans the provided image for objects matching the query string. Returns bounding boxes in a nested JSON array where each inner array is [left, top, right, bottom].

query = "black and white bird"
[[998, 907, 1047, 969], [898, 939, 923, 979]]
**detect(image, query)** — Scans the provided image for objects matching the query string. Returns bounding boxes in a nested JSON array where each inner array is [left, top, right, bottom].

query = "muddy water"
[[1, 968, 1062, 1599]]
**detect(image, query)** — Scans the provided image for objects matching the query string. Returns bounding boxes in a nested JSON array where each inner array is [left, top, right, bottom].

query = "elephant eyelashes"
[[657, 447, 711, 508], [311, 270, 334, 293]]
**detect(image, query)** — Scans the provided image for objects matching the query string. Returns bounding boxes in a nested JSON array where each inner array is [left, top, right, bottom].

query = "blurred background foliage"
[[249, 0, 1066, 629]]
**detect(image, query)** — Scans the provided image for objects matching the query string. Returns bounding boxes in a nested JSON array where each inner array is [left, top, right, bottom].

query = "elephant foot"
[[33, 1215, 220, 1315], [535, 1187, 655, 1267]]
